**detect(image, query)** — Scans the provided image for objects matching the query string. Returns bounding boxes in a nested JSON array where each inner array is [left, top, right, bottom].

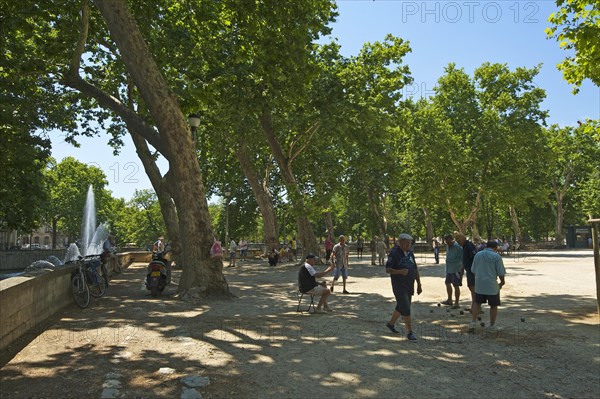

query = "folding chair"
[[296, 290, 316, 313]]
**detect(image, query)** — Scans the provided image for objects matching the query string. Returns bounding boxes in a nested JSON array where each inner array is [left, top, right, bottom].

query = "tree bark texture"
[[509, 205, 522, 245], [236, 144, 279, 254], [259, 111, 319, 257], [92, 0, 229, 297], [324, 212, 334, 239], [367, 189, 387, 242], [422, 207, 434, 245], [447, 189, 482, 235]]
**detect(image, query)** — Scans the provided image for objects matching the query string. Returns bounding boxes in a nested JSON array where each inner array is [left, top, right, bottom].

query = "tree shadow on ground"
[[1, 257, 599, 398]]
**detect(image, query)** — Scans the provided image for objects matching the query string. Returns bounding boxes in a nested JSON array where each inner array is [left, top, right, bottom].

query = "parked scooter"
[[145, 244, 171, 297]]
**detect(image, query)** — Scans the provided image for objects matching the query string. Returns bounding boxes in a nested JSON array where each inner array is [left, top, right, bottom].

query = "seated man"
[[102, 234, 122, 274], [298, 253, 334, 314], [268, 248, 279, 266]]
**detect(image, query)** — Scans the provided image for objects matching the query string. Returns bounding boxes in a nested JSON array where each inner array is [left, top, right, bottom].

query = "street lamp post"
[[188, 113, 201, 145], [225, 190, 231, 247]]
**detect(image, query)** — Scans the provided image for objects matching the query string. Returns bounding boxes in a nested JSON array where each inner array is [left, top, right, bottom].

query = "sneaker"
[[386, 323, 400, 334], [406, 332, 417, 341], [323, 305, 333, 312], [441, 300, 453, 306], [343, 290, 350, 294], [487, 325, 503, 332], [467, 322, 476, 333], [314, 308, 327, 314], [451, 304, 460, 309]]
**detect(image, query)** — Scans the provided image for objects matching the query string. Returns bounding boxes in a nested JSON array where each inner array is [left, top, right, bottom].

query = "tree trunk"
[[448, 189, 482, 235], [92, 0, 229, 298], [51, 217, 58, 250], [471, 223, 481, 242], [235, 144, 278, 254], [130, 130, 180, 250], [125, 84, 181, 252], [367, 189, 387, 241], [422, 207, 434, 245], [555, 191, 565, 248], [509, 205, 522, 245], [259, 111, 319, 257], [324, 212, 334, 239]]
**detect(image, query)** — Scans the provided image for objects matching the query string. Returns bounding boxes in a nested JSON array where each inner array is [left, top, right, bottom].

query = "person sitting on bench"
[[298, 253, 334, 314]]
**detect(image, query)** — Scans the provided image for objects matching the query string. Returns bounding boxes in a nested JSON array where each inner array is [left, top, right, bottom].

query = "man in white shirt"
[[298, 253, 334, 313]]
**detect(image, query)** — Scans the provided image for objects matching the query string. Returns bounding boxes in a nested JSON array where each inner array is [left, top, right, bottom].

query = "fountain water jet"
[[79, 185, 109, 257], [80, 186, 96, 257]]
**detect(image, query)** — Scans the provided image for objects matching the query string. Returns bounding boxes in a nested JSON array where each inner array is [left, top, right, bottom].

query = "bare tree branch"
[[61, 1, 167, 157], [288, 121, 320, 166]]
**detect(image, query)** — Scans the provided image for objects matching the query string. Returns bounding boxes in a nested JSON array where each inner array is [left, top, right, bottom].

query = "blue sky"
[[50, 0, 599, 200]]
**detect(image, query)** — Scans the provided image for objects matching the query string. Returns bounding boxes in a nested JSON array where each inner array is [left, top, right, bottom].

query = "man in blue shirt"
[[469, 241, 506, 332], [385, 233, 422, 340], [442, 234, 463, 309]]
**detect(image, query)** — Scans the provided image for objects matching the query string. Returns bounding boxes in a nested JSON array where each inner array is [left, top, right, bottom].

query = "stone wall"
[[0, 252, 150, 364], [0, 250, 153, 271], [0, 250, 67, 271], [0, 265, 76, 359]]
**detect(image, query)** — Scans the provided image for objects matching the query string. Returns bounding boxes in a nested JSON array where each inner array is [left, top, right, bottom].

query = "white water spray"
[[80, 185, 97, 256], [79, 185, 109, 256]]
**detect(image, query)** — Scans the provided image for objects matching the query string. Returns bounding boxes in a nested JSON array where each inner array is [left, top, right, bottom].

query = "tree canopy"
[[547, 0, 600, 91]]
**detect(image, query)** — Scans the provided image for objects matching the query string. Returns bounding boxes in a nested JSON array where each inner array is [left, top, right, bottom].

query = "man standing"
[[385, 233, 422, 340], [433, 239, 440, 264], [454, 232, 478, 311], [291, 237, 297, 261], [442, 234, 463, 309], [228, 239, 238, 267], [370, 236, 378, 265], [298, 253, 334, 313], [376, 236, 387, 266], [469, 241, 506, 332], [330, 235, 350, 294], [325, 235, 334, 263], [239, 238, 248, 261], [356, 236, 364, 259]]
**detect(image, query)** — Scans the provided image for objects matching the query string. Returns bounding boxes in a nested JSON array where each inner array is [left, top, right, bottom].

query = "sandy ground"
[[1, 249, 599, 399]]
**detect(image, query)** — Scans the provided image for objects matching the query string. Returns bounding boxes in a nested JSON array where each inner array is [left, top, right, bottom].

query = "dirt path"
[[1, 250, 599, 398]]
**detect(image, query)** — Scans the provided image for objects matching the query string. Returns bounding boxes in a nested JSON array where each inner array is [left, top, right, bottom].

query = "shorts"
[[465, 269, 475, 287], [474, 292, 501, 307], [393, 288, 412, 316], [445, 272, 463, 286], [306, 285, 327, 296], [333, 267, 348, 279], [229, 251, 236, 260], [241, 249, 248, 257]]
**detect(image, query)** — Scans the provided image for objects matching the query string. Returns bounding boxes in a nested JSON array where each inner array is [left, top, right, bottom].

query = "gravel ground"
[[1, 249, 599, 399]]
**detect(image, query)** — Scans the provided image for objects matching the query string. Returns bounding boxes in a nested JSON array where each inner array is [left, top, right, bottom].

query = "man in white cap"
[[385, 233, 422, 340], [298, 253, 334, 313]]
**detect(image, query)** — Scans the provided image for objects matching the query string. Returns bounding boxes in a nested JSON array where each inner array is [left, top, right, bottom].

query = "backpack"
[[210, 240, 223, 259]]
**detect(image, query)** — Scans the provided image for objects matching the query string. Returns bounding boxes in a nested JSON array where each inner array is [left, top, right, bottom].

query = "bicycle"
[[70, 256, 106, 308], [71, 260, 90, 308], [85, 256, 107, 298]]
